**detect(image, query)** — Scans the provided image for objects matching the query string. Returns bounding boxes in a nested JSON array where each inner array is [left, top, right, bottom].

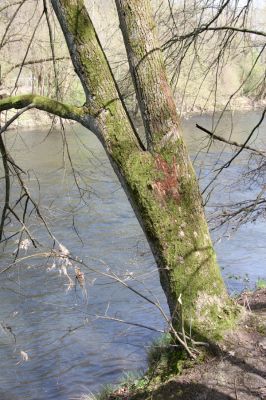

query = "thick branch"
[[50, 0, 143, 150], [0, 94, 85, 122]]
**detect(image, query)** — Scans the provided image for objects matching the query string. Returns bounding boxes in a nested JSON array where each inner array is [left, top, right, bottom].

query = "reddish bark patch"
[[151, 154, 180, 204]]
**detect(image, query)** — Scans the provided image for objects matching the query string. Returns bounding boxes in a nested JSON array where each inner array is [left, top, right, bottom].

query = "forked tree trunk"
[[1, 0, 237, 341], [50, 0, 234, 339]]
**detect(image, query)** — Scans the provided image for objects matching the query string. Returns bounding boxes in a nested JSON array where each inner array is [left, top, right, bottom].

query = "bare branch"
[[0, 0, 27, 49], [216, 108, 266, 171], [43, 0, 60, 97], [204, 26, 266, 38], [0, 134, 10, 240], [0, 1, 24, 14], [11, 10, 44, 93], [164, 26, 266, 48], [95, 315, 164, 333], [196, 124, 265, 156], [202, 108, 266, 195], [1, 57, 69, 82], [0, 105, 34, 134]]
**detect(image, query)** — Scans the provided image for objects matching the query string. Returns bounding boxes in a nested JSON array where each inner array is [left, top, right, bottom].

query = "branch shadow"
[[130, 381, 235, 399]]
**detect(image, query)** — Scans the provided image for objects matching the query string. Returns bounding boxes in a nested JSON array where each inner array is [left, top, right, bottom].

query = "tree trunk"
[[50, 0, 235, 340], [115, 0, 181, 151], [113, 0, 234, 338], [1, 0, 237, 341]]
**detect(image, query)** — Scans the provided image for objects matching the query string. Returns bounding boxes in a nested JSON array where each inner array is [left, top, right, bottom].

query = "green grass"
[[79, 384, 114, 400], [256, 278, 266, 289]]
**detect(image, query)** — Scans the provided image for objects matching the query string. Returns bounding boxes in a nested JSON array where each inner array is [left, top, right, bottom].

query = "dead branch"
[[196, 123, 265, 156], [0, 132, 10, 240]]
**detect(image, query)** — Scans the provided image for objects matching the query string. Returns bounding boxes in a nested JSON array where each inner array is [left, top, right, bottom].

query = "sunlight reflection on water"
[[0, 111, 265, 399]]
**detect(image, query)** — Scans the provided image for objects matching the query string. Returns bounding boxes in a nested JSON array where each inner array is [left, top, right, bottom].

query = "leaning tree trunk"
[[113, 0, 235, 337], [0, 0, 237, 341]]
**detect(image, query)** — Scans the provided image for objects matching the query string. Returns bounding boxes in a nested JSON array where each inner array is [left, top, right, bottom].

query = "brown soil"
[[115, 289, 266, 400]]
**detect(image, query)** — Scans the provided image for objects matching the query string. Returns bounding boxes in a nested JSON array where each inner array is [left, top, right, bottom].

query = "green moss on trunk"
[[51, 0, 239, 342], [123, 148, 239, 339]]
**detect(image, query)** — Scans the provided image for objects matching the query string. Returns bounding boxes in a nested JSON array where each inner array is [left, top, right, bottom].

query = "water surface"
[[0, 110, 265, 399]]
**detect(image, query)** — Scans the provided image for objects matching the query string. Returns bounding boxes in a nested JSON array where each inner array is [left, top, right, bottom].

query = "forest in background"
[[0, 0, 265, 129]]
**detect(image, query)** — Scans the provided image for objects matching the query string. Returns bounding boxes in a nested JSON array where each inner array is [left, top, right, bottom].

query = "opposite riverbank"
[[1, 96, 265, 130]]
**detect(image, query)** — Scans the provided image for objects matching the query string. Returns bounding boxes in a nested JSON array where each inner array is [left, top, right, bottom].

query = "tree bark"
[[0, 0, 237, 341], [113, 0, 233, 338], [115, 0, 181, 151]]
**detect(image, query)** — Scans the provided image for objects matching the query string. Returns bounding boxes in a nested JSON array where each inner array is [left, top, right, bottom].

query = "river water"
[[0, 111, 265, 400]]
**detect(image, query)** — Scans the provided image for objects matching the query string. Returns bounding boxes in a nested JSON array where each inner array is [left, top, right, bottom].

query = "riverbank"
[[0, 108, 75, 130], [85, 289, 266, 400], [1, 97, 265, 130]]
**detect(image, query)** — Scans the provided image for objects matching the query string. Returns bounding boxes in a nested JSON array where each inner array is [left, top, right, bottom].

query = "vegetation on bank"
[[1, 96, 265, 131], [81, 283, 265, 400], [256, 279, 266, 289], [83, 288, 266, 400], [0, 1, 265, 127]]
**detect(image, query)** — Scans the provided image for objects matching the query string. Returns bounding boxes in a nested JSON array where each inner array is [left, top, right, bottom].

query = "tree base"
[[93, 289, 266, 400]]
